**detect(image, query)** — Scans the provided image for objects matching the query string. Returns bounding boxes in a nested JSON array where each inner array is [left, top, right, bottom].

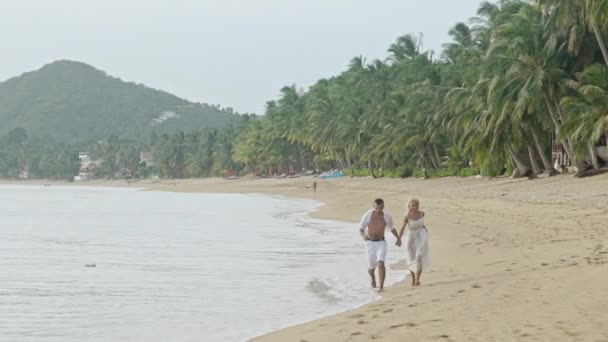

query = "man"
[[359, 198, 401, 291]]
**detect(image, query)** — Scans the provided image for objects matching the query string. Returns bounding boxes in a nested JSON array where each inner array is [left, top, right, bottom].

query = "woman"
[[398, 198, 431, 286]]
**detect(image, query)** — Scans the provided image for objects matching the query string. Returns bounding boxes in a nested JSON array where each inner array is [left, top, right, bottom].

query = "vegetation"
[[0, 60, 236, 144], [225, 0, 608, 178], [3, 0, 608, 180]]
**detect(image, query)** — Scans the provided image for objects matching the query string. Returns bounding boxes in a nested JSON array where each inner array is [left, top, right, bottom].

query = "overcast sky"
[[2, 0, 484, 114]]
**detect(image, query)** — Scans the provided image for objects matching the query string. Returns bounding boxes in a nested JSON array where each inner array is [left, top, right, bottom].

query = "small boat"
[[85, 264, 96, 267], [319, 171, 345, 179]]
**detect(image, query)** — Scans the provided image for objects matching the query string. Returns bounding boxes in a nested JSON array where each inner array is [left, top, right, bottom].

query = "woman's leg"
[[415, 261, 423, 286], [410, 270, 416, 286]]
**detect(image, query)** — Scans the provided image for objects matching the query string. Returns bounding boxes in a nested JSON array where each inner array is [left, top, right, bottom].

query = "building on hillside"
[[18, 167, 29, 180], [78, 152, 90, 162]]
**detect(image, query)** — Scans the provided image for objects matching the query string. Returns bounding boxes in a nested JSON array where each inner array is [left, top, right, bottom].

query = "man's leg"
[[366, 241, 377, 288], [378, 261, 386, 291], [368, 268, 376, 288], [377, 241, 388, 291]]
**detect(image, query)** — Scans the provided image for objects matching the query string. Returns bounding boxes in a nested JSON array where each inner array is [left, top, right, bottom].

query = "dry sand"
[[4, 174, 608, 341]]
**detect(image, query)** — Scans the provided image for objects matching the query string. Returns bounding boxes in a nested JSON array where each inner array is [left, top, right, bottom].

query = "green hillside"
[[0, 60, 235, 143]]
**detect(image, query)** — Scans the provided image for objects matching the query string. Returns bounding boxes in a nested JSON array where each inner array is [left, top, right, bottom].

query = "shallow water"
[[0, 185, 402, 341]]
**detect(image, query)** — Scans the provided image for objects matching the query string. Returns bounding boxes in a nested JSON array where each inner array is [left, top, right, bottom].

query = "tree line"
[[3, 0, 608, 180], [229, 0, 608, 178]]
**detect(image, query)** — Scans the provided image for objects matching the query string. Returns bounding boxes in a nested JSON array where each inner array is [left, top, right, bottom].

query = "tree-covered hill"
[[0, 60, 236, 143]]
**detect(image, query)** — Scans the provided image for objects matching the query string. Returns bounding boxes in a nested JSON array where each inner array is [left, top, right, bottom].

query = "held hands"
[[395, 238, 402, 247]]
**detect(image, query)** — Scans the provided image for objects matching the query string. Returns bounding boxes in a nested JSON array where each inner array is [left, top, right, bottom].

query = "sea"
[[0, 185, 403, 342]]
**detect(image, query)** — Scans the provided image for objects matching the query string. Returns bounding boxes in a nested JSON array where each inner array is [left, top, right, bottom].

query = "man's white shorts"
[[365, 240, 387, 269]]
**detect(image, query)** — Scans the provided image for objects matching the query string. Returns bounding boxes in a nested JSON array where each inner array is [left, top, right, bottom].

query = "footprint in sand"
[[357, 320, 368, 325], [389, 322, 418, 329], [350, 332, 362, 336], [382, 308, 393, 313]]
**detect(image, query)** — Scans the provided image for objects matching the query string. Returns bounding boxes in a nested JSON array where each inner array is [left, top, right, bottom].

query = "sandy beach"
[[5, 174, 608, 341]]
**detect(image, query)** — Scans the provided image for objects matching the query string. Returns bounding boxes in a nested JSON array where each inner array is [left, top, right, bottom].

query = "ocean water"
[[0, 185, 403, 342]]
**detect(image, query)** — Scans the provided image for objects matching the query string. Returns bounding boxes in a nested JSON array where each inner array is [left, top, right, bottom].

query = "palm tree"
[[484, 1, 576, 164], [562, 63, 608, 167], [538, 0, 608, 66]]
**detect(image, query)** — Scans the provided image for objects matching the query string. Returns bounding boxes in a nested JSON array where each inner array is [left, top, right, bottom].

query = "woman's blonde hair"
[[408, 198, 420, 210]]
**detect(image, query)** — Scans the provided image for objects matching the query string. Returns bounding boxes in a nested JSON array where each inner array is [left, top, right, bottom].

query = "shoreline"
[[3, 175, 608, 341]]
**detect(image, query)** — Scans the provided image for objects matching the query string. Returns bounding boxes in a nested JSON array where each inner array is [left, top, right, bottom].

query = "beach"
[[4, 174, 608, 341]]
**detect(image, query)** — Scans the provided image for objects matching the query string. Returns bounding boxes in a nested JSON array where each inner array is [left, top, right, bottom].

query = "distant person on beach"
[[312, 181, 317, 193], [398, 198, 431, 286], [359, 198, 401, 291]]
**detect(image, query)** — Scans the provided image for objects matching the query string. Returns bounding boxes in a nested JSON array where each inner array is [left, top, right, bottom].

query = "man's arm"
[[360, 228, 368, 241], [386, 214, 401, 244], [359, 210, 370, 241]]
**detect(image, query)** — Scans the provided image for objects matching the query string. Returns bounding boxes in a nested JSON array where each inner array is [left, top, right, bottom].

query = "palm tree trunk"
[[508, 144, 534, 179], [552, 100, 577, 157], [542, 92, 576, 161], [416, 148, 431, 170], [592, 21, 608, 67], [345, 155, 353, 170], [427, 145, 441, 169], [527, 145, 543, 175], [589, 143, 600, 169], [368, 160, 378, 179], [431, 144, 442, 169], [531, 130, 558, 175], [337, 159, 345, 170]]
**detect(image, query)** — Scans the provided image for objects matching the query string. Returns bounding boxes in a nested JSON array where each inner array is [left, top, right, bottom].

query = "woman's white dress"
[[404, 216, 431, 272]]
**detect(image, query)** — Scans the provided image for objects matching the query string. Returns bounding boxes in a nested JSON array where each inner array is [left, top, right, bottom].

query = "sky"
[[1, 0, 484, 114]]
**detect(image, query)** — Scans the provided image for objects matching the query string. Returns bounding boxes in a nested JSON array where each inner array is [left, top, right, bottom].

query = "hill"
[[0, 60, 236, 143]]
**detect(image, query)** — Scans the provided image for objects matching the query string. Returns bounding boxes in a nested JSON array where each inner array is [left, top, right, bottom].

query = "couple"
[[359, 198, 430, 291]]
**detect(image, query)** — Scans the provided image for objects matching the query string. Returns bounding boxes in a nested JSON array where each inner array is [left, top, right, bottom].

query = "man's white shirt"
[[359, 209, 395, 233]]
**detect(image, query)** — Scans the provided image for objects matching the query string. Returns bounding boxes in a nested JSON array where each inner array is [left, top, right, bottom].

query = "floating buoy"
[[85, 264, 96, 267]]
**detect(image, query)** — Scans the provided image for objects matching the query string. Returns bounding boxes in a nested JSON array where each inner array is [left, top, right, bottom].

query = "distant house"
[[553, 133, 608, 170], [140, 152, 155, 168], [74, 152, 102, 181], [552, 141, 572, 170], [78, 152, 90, 163], [18, 167, 29, 180]]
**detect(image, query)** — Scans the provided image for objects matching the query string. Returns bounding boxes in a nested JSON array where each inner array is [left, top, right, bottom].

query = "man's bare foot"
[[415, 281, 421, 286], [371, 279, 377, 288], [378, 287, 384, 292]]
